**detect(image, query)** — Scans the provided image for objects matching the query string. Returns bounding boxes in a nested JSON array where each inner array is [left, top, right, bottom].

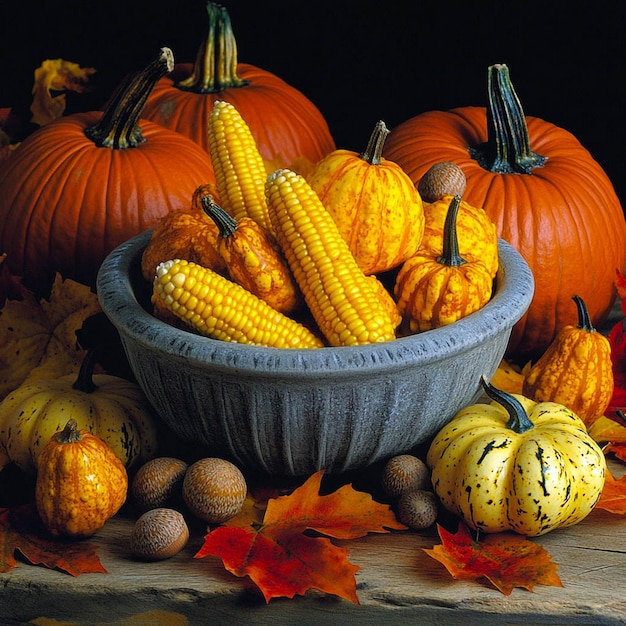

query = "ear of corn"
[[152, 259, 323, 349], [208, 100, 272, 233], [265, 168, 397, 347]]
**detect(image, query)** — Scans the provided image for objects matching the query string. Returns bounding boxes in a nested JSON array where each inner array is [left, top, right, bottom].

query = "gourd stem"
[[85, 48, 174, 149], [359, 120, 390, 165], [573, 294, 594, 332], [72, 350, 98, 394], [177, 1, 248, 93], [480, 377, 534, 434], [437, 195, 466, 267], [201, 195, 238, 238], [469, 64, 547, 174], [55, 419, 82, 444]]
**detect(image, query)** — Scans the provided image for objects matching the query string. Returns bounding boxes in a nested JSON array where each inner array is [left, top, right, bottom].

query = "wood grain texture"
[[2, 461, 626, 626]]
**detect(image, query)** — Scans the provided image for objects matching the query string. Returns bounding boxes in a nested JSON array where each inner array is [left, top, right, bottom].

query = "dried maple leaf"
[[595, 470, 626, 514], [0, 504, 106, 575], [424, 521, 563, 595], [30, 59, 96, 127], [195, 470, 406, 603], [0, 273, 101, 400]]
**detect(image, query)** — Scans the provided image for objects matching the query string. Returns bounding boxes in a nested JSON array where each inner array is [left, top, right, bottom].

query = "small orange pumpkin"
[[35, 419, 128, 538]]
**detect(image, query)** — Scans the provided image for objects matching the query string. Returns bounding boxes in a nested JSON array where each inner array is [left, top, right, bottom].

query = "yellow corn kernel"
[[208, 100, 272, 233], [265, 169, 397, 347], [152, 259, 324, 349]]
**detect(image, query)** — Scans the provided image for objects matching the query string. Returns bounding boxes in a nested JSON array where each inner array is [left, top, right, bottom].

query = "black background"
[[2, 0, 625, 206]]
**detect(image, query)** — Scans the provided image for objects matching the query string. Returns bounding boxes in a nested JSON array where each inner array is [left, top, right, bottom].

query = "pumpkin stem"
[[360, 120, 390, 165], [85, 48, 174, 149], [176, 1, 248, 93], [72, 350, 98, 394], [54, 419, 83, 444], [480, 377, 534, 434], [469, 64, 547, 175], [201, 195, 238, 238], [573, 294, 595, 332], [437, 195, 466, 267]]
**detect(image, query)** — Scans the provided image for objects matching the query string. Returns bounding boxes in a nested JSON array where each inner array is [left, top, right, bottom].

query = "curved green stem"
[[201, 195, 237, 238], [480, 377, 534, 434], [572, 294, 595, 332], [177, 1, 248, 93], [437, 195, 466, 267], [469, 64, 547, 175], [85, 48, 174, 149], [72, 350, 98, 394], [359, 120, 389, 165]]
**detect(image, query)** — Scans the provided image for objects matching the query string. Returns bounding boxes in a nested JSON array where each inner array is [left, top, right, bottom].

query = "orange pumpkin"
[[142, 2, 335, 176], [384, 63, 626, 360], [0, 48, 216, 292]]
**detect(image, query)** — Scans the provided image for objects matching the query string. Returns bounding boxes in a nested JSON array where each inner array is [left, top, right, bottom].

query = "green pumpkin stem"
[[177, 1, 248, 93], [573, 294, 595, 332], [201, 195, 238, 238], [480, 377, 534, 434], [72, 350, 98, 394], [469, 64, 547, 174], [437, 195, 466, 267], [85, 48, 174, 149], [54, 419, 82, 444], [359, 120, 390, 166]]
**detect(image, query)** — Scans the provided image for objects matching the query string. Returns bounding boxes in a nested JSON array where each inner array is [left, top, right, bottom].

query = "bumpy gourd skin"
[[426, 394, 606, 537], [36, 421, 128, 538]]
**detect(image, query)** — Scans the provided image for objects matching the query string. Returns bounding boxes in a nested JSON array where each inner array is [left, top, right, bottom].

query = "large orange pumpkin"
[[0, 48, 216, 292], [384, 64, 626, 360], [142, 2, 335, 176]]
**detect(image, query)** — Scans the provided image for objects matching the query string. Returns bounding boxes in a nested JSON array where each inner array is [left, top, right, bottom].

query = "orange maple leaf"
[[0, 504, 107, 575], [424, 521, 563, 595], [595, 470, 626, 514], [195, 470, 406, 603]]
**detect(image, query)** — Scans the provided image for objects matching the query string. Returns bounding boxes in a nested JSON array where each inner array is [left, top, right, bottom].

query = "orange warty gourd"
[[523, 295, 614, 428], [35, 419, 128, 538], [307, 120, 425, 275], [384, 63, 626, 360], [142, 2, 335, 176], [0, 48, 216, 292]]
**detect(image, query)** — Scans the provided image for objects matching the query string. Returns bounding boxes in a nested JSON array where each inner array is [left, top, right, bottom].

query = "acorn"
[[381, 454, 431, 497], [130, 508, 189, 561], [417, 161, 467, 202], [130, 456, 189, 514], [397, 490, 439, 530], [182, 458, 247, 524]]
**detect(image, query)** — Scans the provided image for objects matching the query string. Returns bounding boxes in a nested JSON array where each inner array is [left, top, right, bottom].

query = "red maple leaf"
[[195, 470, 406, 603], [424, 521, 563, 595], [0, 504, 107, 575], [608, 270, 626, 414]]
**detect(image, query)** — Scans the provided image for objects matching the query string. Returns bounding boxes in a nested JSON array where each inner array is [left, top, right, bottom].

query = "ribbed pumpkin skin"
[[384, 107, 626, 359], [143, 63, 336, 174], [0, 112, 216, 289]]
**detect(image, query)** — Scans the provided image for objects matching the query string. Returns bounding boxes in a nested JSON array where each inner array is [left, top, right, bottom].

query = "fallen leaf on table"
[[424, 520, 562, 595], [0, 273, 101, 400], [594, 470, 626, 514], [30, 59, 96, 127], [195, 469, 407, 603], [0, 504, 106, 575]]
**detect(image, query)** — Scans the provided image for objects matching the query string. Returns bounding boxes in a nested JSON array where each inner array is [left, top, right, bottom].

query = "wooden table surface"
[[2, 459, 626, 626]]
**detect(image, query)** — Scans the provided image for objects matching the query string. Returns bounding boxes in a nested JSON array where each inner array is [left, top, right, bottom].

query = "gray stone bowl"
[[97, 230, 534, 476]]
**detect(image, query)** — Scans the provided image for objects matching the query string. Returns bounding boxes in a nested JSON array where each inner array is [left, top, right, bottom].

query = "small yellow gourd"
[[307, 120, 425, 275], [35, 419, 128, 538], [523, 295, 614, 428], [394, 195, 494, 332], [427, 379, 606, 537], [0, 351, 158, 473]]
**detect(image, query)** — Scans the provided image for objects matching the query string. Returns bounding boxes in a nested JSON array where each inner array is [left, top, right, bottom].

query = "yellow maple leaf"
[[0, 274, 101, 400], [30, 59, 96, 127]]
